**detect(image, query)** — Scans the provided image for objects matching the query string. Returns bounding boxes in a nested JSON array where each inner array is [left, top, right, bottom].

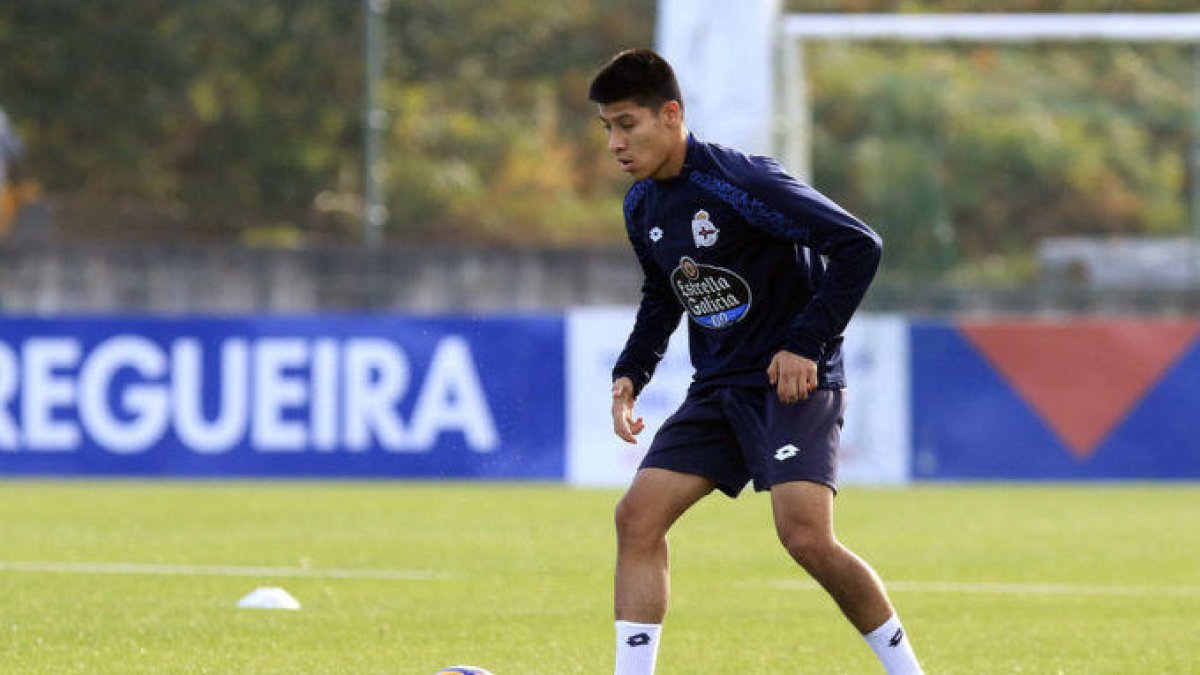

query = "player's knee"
[[614, 496, 666, 551], [777, 524, 837, 571]]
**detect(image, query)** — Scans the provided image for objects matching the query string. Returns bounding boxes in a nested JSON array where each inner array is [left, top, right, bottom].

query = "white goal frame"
[[777, 13, 1200, 241]]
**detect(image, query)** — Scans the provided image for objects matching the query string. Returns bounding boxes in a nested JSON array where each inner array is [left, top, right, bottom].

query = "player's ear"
[[659, 100, 682, 127]]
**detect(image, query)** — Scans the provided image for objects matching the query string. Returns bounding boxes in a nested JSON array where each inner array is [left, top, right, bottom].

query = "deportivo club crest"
[[670, 256, 752, 329], [691, 210, 718, 248]]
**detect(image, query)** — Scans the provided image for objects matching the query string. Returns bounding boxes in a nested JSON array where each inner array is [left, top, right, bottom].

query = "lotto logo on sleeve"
[[670, 256, 752, 330], [775, 444, 800, 461]]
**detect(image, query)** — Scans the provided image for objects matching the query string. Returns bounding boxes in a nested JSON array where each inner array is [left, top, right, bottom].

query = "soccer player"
[[589, 49, 924, 675]]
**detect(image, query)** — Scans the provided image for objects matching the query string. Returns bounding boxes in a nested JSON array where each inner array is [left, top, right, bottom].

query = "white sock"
[[614, 620, 661, 675], [863, 614, 923, 675]]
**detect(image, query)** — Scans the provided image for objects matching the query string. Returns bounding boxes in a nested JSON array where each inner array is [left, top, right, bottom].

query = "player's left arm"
[[744, 157, 883, 401]]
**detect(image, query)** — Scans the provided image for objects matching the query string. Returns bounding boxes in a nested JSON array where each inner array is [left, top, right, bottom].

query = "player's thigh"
[[615, 467, 715, 540], [769, 479, 836, 546]]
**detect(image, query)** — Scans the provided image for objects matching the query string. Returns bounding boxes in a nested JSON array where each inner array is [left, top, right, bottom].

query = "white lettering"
[[311, 339, 339, 452], [252, 339, 309, 452], [22, 338, 80, 450], [173, 339, 249, 454], [79, 336, 169, 454], [409, 336, 499, 452], [0, 342, 17, 449], [345, 338, 408, 451], [1, 331, 503, 458]]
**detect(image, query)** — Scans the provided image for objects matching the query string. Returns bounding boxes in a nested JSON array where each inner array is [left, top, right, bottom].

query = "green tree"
[[0, 0, 655, 243], [0, 0, 1195, 283], [0, 2, 366, 236]]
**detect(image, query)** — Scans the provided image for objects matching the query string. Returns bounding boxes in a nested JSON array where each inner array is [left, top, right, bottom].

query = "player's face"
[[597, 99, 683, 181]]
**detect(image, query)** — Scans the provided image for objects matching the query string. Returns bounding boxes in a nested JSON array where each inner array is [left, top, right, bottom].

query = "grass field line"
[[4, 560, 1195, 598], [0, 560, 452, 581], [772, 578, 1200, 597]]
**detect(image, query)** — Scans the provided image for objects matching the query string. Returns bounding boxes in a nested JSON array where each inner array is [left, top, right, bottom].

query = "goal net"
[[777, 13, 1200, 292]]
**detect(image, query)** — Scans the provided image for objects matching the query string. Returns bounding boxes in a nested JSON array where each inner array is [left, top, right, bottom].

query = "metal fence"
[[3, 238, 1197, 316]]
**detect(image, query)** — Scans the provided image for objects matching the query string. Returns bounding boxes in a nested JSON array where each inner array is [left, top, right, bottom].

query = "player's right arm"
[[610, 275, 678, 443], [611, 185, 683, 398], [610, 184, 683, 441], [610, 273, 678, 443]]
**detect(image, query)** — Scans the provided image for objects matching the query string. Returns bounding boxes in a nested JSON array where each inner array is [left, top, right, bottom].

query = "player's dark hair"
[[588, 48, 683, 112]]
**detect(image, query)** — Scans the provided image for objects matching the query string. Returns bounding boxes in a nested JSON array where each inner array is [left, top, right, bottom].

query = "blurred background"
[[2, 0, 1198, 314]]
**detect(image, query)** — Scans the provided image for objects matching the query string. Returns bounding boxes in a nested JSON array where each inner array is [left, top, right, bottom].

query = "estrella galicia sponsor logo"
[[670, 256, 752, 330]]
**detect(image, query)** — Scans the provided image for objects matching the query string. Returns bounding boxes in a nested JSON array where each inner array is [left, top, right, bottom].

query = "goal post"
[[777, 13, 1200, 248]]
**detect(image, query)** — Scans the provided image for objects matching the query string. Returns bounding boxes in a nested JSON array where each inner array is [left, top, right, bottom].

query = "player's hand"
[[611, 377, 645, 444], [767, 350, 818, 404]]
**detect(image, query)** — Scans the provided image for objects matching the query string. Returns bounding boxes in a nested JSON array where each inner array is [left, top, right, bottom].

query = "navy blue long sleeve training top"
[[612, 133, 883, 396]]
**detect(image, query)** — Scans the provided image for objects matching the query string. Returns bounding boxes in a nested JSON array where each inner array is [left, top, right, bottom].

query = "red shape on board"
[[960, 319, 1200, 459]]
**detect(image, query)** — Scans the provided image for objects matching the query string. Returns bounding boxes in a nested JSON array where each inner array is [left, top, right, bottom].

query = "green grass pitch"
[[1, 481, 1197, 673]]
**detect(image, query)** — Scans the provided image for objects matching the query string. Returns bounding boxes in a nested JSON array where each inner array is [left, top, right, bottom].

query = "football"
[[435, 667, 494, 675]]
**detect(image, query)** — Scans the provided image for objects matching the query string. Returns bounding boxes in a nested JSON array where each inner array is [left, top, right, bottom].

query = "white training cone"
[[236, 586, 301, 610]]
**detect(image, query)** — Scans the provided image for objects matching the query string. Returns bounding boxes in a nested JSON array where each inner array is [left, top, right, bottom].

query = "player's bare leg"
[[771, 480, 923, 674], [770, 480, 891, 630], [614, 467, 714, 621], [612, 467, 713, 675]]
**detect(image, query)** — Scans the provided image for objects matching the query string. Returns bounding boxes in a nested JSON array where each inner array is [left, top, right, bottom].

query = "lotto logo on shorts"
[[774, 444, 800, 461]]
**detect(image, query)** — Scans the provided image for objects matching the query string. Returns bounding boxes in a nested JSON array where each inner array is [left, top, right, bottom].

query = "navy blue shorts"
[[639, 386, 845, 498]]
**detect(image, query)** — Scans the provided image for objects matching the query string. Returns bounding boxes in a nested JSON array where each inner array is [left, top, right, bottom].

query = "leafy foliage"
[[0, 0, 1195, 282], [0, 0, 652, 242]]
